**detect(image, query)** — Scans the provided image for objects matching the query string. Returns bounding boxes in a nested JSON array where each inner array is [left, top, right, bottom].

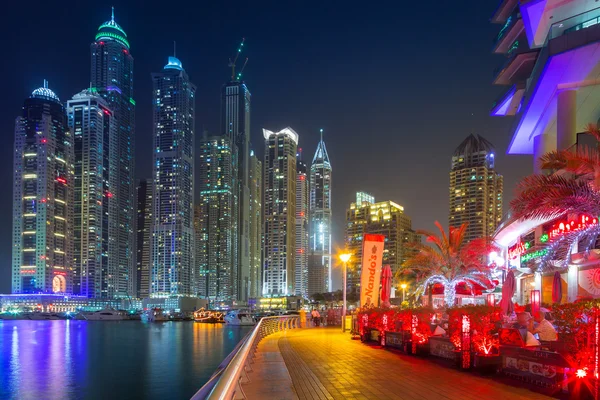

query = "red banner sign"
[[360, 234, 385, 307]]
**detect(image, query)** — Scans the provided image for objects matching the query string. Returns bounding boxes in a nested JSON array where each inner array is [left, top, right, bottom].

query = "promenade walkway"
[[242, 327, 553, 400]]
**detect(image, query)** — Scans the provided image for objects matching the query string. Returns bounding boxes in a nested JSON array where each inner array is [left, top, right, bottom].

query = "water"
[[0, 320, 252, 400]]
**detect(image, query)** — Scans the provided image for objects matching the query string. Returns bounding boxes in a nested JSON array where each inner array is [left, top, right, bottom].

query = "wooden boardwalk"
[[242, 327, 554, 400]]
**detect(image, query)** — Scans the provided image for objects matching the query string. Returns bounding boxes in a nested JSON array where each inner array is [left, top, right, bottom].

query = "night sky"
[[0, 1, 531, 293]]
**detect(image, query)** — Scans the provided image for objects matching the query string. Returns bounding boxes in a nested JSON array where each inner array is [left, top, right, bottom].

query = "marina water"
[[0, 320, 252, 399]]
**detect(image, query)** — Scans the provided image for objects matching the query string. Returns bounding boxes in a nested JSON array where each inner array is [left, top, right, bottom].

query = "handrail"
[[191, 315, 300, 400]]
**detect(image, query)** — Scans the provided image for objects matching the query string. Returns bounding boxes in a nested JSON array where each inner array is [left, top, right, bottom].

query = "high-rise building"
[[136, 179, 152, 299], [295, 151, 309, 297], [12, 83, 74, 294], [197, 133, 236, 300], [67, 89, 117, 298], [307, 253, 326, 297], [355, 191, 374, 207], [449, 134, 503, 243], [309, 130, 332, 291], [221, 78, 252, 302], [345, 196, 418, 296], [91, 9, 135, 297], [248, 151, 262, 299], [263, 127, 298, 296], [150, 56, 196, 297]]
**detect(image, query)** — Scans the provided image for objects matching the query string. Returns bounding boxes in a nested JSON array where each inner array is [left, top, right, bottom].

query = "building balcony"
[[493, 10, 524, 54], [490, 82, 525, 116], [492, 50, 538, 85], [490, 0, 518, 24]]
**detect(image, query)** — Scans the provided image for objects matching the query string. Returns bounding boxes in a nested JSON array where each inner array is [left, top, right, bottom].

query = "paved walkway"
[[242, 327, 553, 400]]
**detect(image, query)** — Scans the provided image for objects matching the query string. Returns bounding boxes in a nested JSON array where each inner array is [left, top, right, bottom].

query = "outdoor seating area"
[[355, 302, 600, 399]]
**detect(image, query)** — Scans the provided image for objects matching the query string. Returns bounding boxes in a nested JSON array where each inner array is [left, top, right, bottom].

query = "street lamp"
[[400, 283, 407, 303], [339, 253, 351, 333]]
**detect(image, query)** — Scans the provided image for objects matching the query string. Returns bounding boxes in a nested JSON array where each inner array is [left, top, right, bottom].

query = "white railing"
[[191, 315, 300, 400]]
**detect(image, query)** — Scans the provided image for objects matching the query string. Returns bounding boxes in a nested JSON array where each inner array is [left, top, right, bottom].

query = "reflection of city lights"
[[576, 369, 587, 379]]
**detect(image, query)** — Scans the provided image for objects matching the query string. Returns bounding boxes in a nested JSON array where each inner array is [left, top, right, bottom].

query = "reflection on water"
[[0, 321, 251, 400]]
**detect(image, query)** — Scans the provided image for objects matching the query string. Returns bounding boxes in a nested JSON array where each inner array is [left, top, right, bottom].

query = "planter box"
[[473, 353, 501, 372], [429, 337, 457, 361]]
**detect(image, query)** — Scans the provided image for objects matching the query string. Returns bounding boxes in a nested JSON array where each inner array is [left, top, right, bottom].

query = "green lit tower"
[[90, 8, 135, 297]]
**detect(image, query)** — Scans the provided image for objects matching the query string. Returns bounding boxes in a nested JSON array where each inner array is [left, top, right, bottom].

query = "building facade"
[[263, 128, 298, 296], [248, 152, 262, 299], [295, 153, 309, 297], [90, 10, 135, 297], [345, 196, 417, 296], [12, 83, 74, 294], [67, 89, 117, 298], [221, 81, 252, 302], [136, 179, 152, 299], [309, 131, 332, 291], [150, 56, 196, 297], [196, 133, 237, 300], [449, 134, 503, 243]]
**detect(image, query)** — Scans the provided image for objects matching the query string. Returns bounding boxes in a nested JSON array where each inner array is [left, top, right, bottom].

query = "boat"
[[224, 309, 255, 326], [194, 308, 225, 323], [84, 308, 126, 321], [141, 308, 169, 323], [26, 312, 63, 320]]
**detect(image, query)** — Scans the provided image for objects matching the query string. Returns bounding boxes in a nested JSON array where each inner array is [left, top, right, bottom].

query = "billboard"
[[360, 234, 385, 307]]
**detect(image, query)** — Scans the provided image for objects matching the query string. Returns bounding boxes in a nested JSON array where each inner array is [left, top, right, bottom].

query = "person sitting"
[[531, 311, 558, 341], [512, 312, 533, 330]]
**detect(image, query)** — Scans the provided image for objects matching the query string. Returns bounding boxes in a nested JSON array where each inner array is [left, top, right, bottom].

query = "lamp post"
[[339, 253, 351, 333], [400, 283, 407, 303]]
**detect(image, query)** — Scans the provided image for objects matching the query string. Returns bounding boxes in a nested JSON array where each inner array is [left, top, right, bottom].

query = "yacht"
[[26, 312, 62, 320], [224, 309, 255, 326], [194, 308, 225, 323], [84, 308, 126, 321], [141, 308, 169, 323]]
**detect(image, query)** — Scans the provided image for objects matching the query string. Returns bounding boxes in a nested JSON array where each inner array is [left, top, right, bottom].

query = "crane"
[[228, 38, 248, 82]]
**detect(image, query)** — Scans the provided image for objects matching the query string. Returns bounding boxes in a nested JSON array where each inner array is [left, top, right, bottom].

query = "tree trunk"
[[444, 283, 457, 307]]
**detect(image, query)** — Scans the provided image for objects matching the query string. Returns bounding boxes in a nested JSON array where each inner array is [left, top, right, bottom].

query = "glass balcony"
[[549, 7, 600, 40]]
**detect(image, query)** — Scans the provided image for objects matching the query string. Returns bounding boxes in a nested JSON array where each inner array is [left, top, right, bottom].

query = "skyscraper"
[[295, 151, 309, 297], [197, 133, 236, 300], [345, 196, 418, 296], [248, 151, 263, 299], [221, 77, 251, 302], [12, 83, 74, 294], [67, 89, 117, 298], [263, 128, 298, 296], [150, 56, 196, 297], [449, 134, 503, 243], [91, 9, 135, 297], [136, 179, 152, 299], [309, 130, 332, 291]]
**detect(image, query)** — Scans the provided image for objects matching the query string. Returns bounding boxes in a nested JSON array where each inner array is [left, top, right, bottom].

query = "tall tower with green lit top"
[[90, 8, 135, 298]]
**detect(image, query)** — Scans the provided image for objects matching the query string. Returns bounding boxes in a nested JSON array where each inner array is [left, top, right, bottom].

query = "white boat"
[[141, 308, 169, 323], [224, 309, 255, 326], [26, 312, 62, 320], [84, 308, 126, 321]]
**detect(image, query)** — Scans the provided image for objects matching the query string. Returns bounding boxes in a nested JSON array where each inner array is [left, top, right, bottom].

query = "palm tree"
[[511, 124, 600, 269], [397, 221, 496, 306]]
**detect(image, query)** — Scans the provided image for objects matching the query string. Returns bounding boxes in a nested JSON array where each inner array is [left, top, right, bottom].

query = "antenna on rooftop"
[[111, 6, 115, 23], [173, 41, 176, 57]]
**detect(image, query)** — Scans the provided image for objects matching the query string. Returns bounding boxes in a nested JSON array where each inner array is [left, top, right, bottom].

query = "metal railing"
[[191, 315, 300, 400]]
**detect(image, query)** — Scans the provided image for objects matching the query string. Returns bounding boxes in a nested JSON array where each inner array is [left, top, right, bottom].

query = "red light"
[[99, 41, 105, 45], [41, 198, 47, 203], [56, 177, 66, 184], [41, 139, 47, 144], [123, 49, 128, 54], [103, 109, 110, 115], [576, 369, 587, 378], [299, 175, 305, 181], [106, 191, 113, 198]]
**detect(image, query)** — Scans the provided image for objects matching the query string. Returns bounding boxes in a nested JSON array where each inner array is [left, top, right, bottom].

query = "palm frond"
[[511, 174, 600, 220]]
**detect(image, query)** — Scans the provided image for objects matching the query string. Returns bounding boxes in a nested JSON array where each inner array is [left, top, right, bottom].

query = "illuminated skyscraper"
[[67, 89, 117, 298], [263, 128, 298, 296], [449, 134, 503, 242], [221, 78, 251, 301], [248, 151, 263, 299], [12, 82, 74, 294], [90, 9, 135, 297], [295, 151, 309, 297], [197, 133, 236, 300], [150, 56, 196, 297], [136, 179, 152, 299], [345, 197, 418, 296], [309, 130, 332, 291]]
